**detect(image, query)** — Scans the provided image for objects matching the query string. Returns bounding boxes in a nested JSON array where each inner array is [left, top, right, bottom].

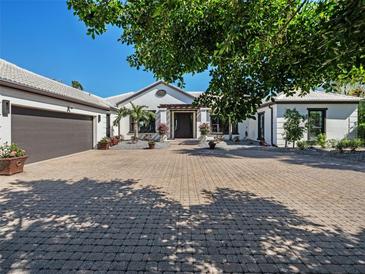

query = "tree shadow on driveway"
[[0, 178, 364, 273]]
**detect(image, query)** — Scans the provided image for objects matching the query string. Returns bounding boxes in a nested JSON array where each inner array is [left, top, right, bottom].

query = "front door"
[[257, 112, 265, 141], [174, 112, 193, 138]]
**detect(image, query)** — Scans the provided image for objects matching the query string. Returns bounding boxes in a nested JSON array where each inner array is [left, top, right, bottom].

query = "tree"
[[71, 80, 84, 90], [113, 103, 155, 141], [68, 0, 365, 119], [283, 109, 306, 148]]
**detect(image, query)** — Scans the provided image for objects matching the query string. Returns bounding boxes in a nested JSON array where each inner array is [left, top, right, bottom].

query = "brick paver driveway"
[[1, 144, 364, 273]]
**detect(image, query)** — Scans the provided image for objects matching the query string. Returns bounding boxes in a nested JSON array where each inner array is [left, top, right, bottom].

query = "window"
[[210, 116, 238, 134], [129, 111, 156, 133], [307, 109, 326, 141]]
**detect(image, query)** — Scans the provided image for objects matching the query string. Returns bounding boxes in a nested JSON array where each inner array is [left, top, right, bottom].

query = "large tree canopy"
[[68, 0, 365, 120]]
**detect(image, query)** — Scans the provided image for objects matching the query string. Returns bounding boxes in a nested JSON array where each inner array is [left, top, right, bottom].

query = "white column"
[[0, 97, 11, 144], [200, 108, 210, 123], [158, 108, 167, 124]]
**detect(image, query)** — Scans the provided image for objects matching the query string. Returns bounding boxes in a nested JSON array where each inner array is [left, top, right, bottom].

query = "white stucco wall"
[[276, 103, 358, 147], [0, 85, 110, 147], [116, 83, 196, 139], [239, 105, 277, 144]]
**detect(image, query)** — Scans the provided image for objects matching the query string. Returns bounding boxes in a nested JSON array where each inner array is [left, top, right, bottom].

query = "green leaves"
[[68, 0, 365, 120]]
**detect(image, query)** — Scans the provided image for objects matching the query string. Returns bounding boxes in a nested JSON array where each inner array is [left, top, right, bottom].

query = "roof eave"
[[116, 80, 196, 106]]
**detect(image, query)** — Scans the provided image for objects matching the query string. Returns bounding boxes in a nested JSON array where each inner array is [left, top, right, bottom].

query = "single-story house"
[[0, 59, 361, 163], [106, 81, 210, 140], [0, 59, 118, 163], [241, 92, 361, 146], [106, 82, 361, 146]]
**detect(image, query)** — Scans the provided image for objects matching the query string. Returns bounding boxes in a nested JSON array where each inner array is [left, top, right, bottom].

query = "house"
[[241, 92, 361, 146], [1, 59, 361, 163], [0, 59, 118, 163], [106, 81, 207, 140]]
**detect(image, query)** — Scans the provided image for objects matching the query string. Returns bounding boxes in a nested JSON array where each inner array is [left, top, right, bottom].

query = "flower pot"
[[0, 155, 28, 175], [148, 143, 155, 149], [209, 143, 216, 149], [111, 138, 119, 146], [98, 143, 110, 150]]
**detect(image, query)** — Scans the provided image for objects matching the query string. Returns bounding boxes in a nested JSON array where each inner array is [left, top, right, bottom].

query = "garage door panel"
[[11, 106, 93, 163]]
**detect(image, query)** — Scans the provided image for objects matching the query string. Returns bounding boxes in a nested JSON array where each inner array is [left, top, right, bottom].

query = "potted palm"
[[0, 143, 27, 175], [113, 103, 155, 143], [158, 123, 169, 142], [97, 137, 110, 150]]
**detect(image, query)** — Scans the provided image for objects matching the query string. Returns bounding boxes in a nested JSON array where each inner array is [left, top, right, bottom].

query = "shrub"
[[326, 139, 338, 149], [157, 123, 169, 135], [336, 138, 352, 152], [316, 133, 327, 148], [98, 137, 110, 144], [199, 123, 210, 135], [349, 138, 363, 151], [283, 109, 306, 148], [0, 143, 26, 158], [358, 123, 365, 141], [306, 140, 317, 147], [296, 140, 307, 150]]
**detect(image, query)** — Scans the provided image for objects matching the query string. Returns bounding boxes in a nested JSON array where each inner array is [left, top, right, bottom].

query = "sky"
[[0, 0, 210, 97]]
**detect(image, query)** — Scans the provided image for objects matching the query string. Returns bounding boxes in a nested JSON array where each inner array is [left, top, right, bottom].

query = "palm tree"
[[113, 103, 155, 141]]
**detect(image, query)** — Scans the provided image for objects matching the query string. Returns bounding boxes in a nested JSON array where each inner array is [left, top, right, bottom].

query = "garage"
[[11, 106, 93, 163]]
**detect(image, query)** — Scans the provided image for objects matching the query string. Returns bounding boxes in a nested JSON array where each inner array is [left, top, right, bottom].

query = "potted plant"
[[158, 123, 169, 142], [208, 140, 217, 149], [0, 143, 27, 175], [199, 123, 210, 136], [110, 136, 119, 146], [97, 137, 110, 150], [148, 140, 156, 149]]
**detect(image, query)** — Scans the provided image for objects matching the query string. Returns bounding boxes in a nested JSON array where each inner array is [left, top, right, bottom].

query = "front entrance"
[[174, 112, 194, 138]]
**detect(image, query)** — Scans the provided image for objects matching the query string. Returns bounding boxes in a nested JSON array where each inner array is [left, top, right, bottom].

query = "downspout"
[[269, 105, 274, 146]]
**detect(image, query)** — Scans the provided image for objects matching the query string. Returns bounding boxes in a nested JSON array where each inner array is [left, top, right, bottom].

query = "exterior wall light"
[[2, 100, 10, 117]]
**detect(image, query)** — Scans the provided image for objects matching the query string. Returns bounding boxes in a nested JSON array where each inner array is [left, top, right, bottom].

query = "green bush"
[[306, 140, 317, 147], [296, 140, 307, 150], [358, 123, 365, 141], [336, 138, 363, 152], [316, 133, 326, 148], [349, 138, 363, 151]]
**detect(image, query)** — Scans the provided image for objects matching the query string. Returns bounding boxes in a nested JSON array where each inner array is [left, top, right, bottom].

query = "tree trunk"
[[228, 117, 233, 141], [293, 141, 295, 148], [134, 120, 139, 142]]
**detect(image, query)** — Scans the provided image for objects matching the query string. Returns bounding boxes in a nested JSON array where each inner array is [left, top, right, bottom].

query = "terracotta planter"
[[110, 138, 119, 146], [148, 143, 155, 149], [0, 155, 28, 175], [98, 143, 110, 150]]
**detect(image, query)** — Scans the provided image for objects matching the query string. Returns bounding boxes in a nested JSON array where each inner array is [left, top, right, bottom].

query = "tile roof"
[[105, 81, 204, 107], [0, 59, 110, 109]]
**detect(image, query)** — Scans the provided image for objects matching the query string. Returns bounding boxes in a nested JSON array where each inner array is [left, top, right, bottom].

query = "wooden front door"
[[174, 112, 193, 138]]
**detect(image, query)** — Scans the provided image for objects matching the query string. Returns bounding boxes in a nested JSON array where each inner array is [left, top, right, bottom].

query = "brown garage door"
[[11, 106, 93, 163]]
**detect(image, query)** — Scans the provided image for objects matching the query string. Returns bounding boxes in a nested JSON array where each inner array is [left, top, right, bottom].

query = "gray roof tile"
[[0, 59, 110, 109]]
